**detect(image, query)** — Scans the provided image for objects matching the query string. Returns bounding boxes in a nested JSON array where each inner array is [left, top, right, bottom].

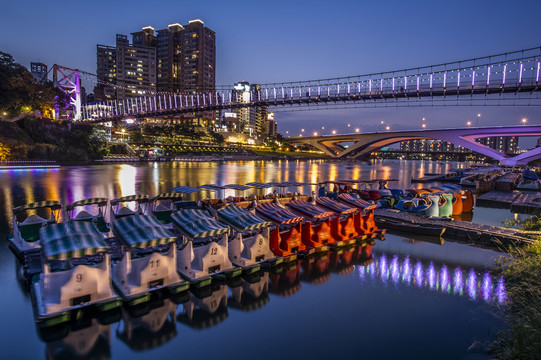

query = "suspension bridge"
[[52, 47, 541, 122]]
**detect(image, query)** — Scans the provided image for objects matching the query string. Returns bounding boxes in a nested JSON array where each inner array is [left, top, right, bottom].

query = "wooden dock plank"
[[476, 190, 521, 208], [374, 208, 535, 249], [511, 192, 541, 214]]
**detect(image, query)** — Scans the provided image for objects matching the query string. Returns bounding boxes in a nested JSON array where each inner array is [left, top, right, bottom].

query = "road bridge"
[[284, 125, 541, 166]]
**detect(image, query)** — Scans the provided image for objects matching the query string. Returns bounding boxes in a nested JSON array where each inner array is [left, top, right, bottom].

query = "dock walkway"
[[374, 208, 536, 249], [476, 191, 521, 208], [510, 192, 541, 214]]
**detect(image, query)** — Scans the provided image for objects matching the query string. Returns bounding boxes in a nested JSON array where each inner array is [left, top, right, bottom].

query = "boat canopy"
[[13, 200, 61, 214], [66, 198, 108, 211], [224, 184, 252, 191], [338, 193, 377, 211], [288, 199, 334, 218], [110, 194, 150, 205], [316, 197, 357, 215], [171, 186, 202, 194], [171, 209, 229, 238], [152, 192, 184, 201], [40, 221, 108, 261], [113, 214, 177, 248], [217, 205, 272, 231], [199, 184, 226, 191], [256, 203, 304, 224], [245, 182, 273, 188]]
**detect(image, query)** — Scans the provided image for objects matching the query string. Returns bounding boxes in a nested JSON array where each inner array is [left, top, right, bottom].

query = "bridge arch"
[[285, 126, 541, 166]]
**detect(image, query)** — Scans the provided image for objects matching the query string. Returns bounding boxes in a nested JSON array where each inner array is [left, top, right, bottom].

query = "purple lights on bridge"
[[358, 254, 507, 305]]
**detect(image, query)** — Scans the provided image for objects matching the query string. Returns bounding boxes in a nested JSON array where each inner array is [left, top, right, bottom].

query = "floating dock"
[[476, 190, 521, 208], [411, 174, 444, 183], [510, 192, 541, 214], [374, 208, 536, 249]]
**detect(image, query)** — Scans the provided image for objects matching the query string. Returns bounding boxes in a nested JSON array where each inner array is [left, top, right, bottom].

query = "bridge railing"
[[80, 47, 541, 121]]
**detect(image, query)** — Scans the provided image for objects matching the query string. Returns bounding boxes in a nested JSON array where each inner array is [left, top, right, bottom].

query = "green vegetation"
[[0, 118, 109, 161], [0, 51, 67, 118], [494, 216, 541, 359]]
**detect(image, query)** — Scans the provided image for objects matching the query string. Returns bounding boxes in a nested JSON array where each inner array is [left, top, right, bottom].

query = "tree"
[[0, 142, 10, 160]]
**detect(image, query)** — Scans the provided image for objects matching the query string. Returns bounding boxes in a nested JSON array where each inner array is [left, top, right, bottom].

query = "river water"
[[0, 160, 512, 359]]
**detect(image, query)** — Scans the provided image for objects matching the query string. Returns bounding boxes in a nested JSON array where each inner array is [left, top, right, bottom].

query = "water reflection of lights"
[[358, 254, 506, 304], [117, 165, 136, 197]]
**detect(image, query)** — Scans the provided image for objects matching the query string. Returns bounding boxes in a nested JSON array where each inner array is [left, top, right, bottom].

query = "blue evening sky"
[[1, 0, 540, 143]]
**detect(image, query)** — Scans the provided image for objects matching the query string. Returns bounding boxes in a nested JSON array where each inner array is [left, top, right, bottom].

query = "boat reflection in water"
[[229, 272, 270, 312], [301, 253, 331, 285], [117, 297, 178, 351], [177, 284, 229, 329], [42, 316, 115, 360], [269, 261, 301, 297], [359, 253, 507, 304]]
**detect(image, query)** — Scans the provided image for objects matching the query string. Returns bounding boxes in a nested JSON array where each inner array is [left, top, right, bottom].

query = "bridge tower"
[[53, 65, 81, 121]]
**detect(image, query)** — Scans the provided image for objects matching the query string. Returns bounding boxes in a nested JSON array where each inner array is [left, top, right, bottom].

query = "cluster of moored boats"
[[318, 180, 475, 219], [8, 181, 387, 327]]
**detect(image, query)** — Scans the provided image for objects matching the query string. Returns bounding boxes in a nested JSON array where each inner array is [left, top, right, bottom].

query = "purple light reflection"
[[414, 261, 423, 288], [391, 255, 400, 284], [453, 267, 464, 296], [467, 269, 477, 300]]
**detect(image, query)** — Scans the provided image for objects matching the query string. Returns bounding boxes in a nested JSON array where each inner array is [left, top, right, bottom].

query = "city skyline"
[[2, 0, 541, 137]]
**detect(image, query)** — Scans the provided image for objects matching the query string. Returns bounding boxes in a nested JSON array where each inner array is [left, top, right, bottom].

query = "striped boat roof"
[[224, 184, 251, 191], [256, 202, 304, 225], [13, 200, 61, 214], [171, 186, 202, 194], [217, 205, 272, 231], [171, 209, 229, 238], [338, 193, 377, 211], [316, 197, 357, 215], [110, 194, 150, 205], [66, 198, 108, 211], [199, 184, 226, 191], [153, 192, 184, 200], [287, 199, 335, 218], [245, 182, 273, 188], [41, 221, 108, 261], [113, 214, 176, 248]]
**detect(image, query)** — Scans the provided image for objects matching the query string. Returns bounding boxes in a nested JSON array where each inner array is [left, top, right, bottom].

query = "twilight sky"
[[2, 0, 541, 141]]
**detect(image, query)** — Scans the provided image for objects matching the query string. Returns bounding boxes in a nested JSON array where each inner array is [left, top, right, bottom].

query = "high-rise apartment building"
[[476, 137, 518, 154], [95, 20, 214, 102], [30, 62, 47, 82]]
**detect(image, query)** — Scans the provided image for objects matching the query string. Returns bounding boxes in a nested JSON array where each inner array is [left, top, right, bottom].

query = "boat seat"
[[19, 214, 48, 242], [154, 204, 171, 212], [21, 214, 48, 225], [74, 210, 94, 220], [116, 206, 136, 217]]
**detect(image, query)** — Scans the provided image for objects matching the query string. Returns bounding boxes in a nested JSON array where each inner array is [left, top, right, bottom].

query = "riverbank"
[[493, 216, 541, 359]]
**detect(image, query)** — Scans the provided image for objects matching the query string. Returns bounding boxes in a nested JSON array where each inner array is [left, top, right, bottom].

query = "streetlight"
[[301, 129, 305, 132], [385, 126, 390, 131], [477, 113, 481, 127], [355, 128, 360, 133], [313, 132, 318, 136], [347, 124, 351, 127], [522, 118, 527, 125], [467, 121, 471, 127], [322, 126, 325, 129], [332, 130, 337, 135], [121, 128, 126, 142]]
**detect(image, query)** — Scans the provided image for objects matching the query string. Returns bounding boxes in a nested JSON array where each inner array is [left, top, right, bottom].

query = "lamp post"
[[121, 128, 126, 142], [477, 113, 481, 127], [467, 121, 471, 127], [313, 132, 318, 136], [522, 118, 527, 125]]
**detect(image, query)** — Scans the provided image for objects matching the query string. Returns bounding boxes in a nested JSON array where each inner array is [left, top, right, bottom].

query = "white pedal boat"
[[32, 221, 120, 327], [171, 209, 239, 284], [66, 197, 110, 233], [217, 204, 282, 269], [111, 214, 188, 303], [8, 200, 61, 260]]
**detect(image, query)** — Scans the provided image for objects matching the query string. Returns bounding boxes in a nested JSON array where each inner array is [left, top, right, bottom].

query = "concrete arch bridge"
[[285, 125, 541, 166]]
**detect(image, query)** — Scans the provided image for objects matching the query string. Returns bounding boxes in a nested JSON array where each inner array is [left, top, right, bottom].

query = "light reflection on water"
[[359, 253, 506, 304]]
